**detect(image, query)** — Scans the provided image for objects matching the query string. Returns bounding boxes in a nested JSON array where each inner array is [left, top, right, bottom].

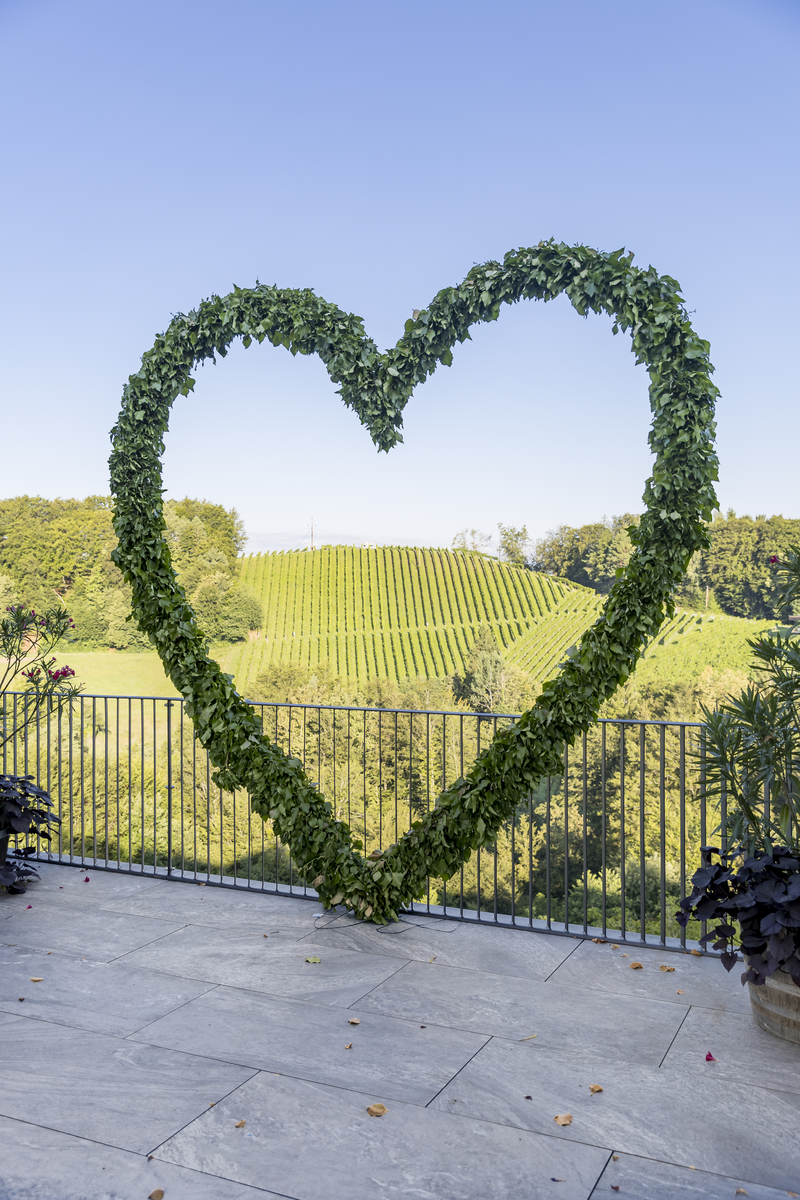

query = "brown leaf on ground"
[[589, 1085, 603, 1094], [659, 964, 675, 972], [348, 1018, 360, 1025], [519, 1034, 538, 1041], [263, 934, 269, 938], [208, 1102, 216, 1107], [197, 882, 206, 887], [591, 938, 607, 944], [734, 1190, 747, 1196], [676, 989, 684, 994], [554, 1113, 572, 1126], [612, 1155, 619, 1161], [611, 1187, 620, 1193], [611, 944, 620, 949], [345, 1043, 353, 1050], [366, 1103, 387, 1117], [630, 962, 643, 970], [30, 977, 43, 983], [690, 948, 702, 956], [149, 1191, 165, 1200], [235, 1119, 246, 1128], [429, 956, 436, 962]]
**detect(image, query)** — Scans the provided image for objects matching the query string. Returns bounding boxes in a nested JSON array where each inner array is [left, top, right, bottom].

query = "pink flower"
[[769, 555, 779, 564], [705, 1052, 716, 1061]]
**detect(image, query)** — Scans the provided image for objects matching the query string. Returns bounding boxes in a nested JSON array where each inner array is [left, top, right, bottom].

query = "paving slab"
[[130, 983, 488, 1104], [596, 1151, 799, 1199], [0, 1115, 280, 1200], [547, 937, 752, 1012], [0, 1011, 256, 1155], [101, 875, 328, 935], [156, 1069, 610, 1200], [18, 860, 163, 908], [429, 1037, 800, 1193], [308, 911, 577, 979], [0, 943, 215, 1036], [356, 958, 687, 1065], [661, 1002, 800, 1094], [117, 923, 406, 1005], [0, 896, 185, 961]]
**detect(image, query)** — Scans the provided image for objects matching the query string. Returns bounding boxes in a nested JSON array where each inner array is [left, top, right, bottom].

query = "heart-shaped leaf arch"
[[110, 240, 719, 922]]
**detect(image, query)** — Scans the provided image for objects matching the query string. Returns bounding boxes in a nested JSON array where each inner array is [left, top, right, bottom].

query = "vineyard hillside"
[[228, 546, 594, 693]]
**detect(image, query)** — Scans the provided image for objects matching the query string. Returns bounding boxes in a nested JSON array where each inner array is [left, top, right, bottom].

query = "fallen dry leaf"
[[690, 948, 702, 956], [263, 934, 269, 938], [208, 1102, 216, 1107], [30, 977, 44, 983], [305, 956, 321, 964], [235, 1119, 246, 1128], [611, 944, 620, 949], [429, 956, 436, 962], [366, 1103, 387, 1117], [787, 1192, 799, 1198], [18, 997, 24, 1002], [630, 962, 643, 970], [676, 989, 684, 994], [149, 1191, 165, 1200], [620, 953, 629, 957], [197, 882, 206, 886], [554, 1113, 572, 1127], [612, 1154, 619, 1161], [47, 951, 52, 955], [348, 1018, 360, 1025], [612, 1187, 620, 1193], [519, 1034, 538, 1041], [591, 938, 607, 944], [345, 1043, 353, 1050], [735, 1190, 748, 1196], [589, 1085, 603, 1094], [420, 1025, 426, 1029], [659, 964, 675, 972]]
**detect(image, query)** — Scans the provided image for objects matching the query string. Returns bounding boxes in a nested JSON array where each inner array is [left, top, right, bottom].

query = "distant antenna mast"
[[311, 518, 314, 551]]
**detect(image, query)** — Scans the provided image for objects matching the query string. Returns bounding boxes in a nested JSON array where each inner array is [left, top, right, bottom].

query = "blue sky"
[[1, 0, 797, 552]]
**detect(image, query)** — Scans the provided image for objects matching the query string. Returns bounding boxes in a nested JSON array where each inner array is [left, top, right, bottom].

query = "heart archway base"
[[110, 241, 719, 922]]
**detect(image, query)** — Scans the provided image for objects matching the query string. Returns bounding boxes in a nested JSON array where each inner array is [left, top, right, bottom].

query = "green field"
[[62, 651, 179, 698], [59, 548, 769, 702]]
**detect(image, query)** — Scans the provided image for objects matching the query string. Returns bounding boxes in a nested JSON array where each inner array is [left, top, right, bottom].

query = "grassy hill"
[[227, 546, 597, 694], [59, 549, 770, 702]]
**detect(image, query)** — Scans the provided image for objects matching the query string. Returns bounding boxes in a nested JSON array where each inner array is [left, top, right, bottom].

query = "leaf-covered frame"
[[110, 240, 719, 922]]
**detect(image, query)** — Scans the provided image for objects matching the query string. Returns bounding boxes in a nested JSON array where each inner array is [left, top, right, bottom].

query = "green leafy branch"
[[109, 240, 719, 922]]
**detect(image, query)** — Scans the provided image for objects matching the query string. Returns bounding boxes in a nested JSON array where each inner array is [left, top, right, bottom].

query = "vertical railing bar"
[[601, 721, 608, 936], [639, 724, 646, 943], [659, 724, 667, 947], [619, 724, 626, 940]]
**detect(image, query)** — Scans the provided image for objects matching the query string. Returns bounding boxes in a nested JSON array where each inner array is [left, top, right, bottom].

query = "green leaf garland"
[[109, 241, 719, 922]]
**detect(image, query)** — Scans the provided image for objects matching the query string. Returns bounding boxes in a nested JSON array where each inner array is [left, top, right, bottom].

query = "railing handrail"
[[3, 689, 706, 726]]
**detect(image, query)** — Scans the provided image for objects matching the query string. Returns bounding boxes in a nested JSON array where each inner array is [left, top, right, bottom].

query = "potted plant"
[[678, 549, 800, 1043], [0, 603, 80, 894]]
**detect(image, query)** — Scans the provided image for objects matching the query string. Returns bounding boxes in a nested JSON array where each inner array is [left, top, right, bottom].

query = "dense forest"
[[528, 511, 800, 616], [0, 495, 262, 649]]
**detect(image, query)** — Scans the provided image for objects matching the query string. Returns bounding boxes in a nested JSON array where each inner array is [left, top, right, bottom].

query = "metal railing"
[[3, 692, 714, 950]]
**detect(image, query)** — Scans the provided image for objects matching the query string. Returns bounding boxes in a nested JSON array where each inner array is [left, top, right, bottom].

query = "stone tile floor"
[[1, 861, 799, 1199]]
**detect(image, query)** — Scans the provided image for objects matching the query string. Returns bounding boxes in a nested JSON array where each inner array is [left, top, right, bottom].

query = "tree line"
[[456, 511, 800, 619], [0, 495, 262, 649]]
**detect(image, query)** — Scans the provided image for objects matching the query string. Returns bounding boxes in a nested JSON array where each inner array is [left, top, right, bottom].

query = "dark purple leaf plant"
[[678, 548, 800, 988], [0, 605, 81, 893]]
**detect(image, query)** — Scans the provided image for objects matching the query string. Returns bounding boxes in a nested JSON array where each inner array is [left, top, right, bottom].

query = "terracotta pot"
[[747, 965, 800, 1045]]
